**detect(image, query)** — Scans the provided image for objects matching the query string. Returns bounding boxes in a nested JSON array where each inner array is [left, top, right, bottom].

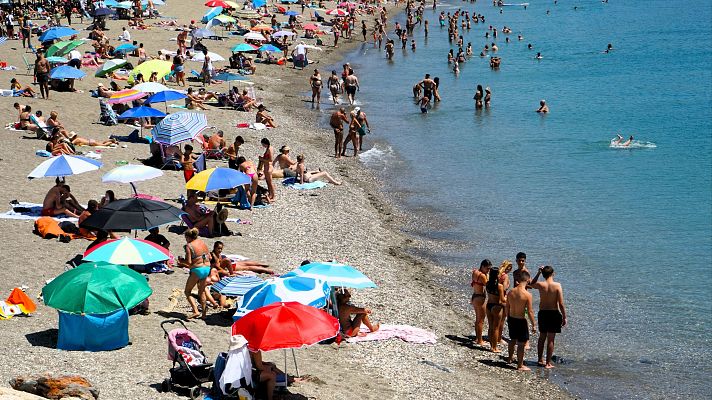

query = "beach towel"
[[0, 202, 77, 222], [282, 177, 327, 190], [6, 287, 37, 314], [34, 216, 72, 241], [345, 324, 437, 344]]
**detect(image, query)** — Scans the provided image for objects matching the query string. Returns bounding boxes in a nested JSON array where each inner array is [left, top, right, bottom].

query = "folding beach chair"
[[30, 114, 51, 140], [22, 55, 34, 77], [159, 144, 183, 170], [98, 99, 119, 126]]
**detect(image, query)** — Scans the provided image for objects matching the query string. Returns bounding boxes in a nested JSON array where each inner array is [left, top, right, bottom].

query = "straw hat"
[[228, 334, 248, 351]]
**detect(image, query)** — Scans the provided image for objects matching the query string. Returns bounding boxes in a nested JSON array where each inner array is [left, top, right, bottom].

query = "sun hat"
[[228, 334, 248, 351]]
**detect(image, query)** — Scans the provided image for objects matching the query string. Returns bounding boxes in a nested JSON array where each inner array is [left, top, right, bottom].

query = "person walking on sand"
[[330, 108, 349, 158], [344, 72, 360, 105], [530, 265, 567, 369], [327, 70, 341, 104], [309, 69, 322, 106], [506, 270, 537, 371], [177, 228, 211, 320]]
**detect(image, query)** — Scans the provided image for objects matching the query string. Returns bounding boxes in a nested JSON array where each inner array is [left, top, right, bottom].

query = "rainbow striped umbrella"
[[107, 89, 148, 104], [186, 167, 251, 192], [151, 112, 207, 145], [84, 237, 170, 265]]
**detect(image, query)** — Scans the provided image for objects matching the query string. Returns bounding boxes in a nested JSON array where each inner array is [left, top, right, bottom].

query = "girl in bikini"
[[486, 265, 505, 353], [177, 228, 211, 319], [497, 260, 513, 347], [471, 259, 490, 346], [258, 138, 276, 202]]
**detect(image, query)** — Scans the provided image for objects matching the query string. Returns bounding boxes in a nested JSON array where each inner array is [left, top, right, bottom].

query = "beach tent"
[[57, 309, 129, 351]]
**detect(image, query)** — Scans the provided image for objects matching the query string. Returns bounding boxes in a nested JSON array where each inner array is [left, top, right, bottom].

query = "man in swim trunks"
[[536, 99, 549, 113], [34, 52, 51, 100], [42, 180, 80, 218], [530, 265, 567, 369], [506, 270, 537, 371], [343, 73, 360, 105], [330, 108, 349, 159], [353, 107, 370, 151], [513, 251, 530, 285], [418, 73, 436, 101]]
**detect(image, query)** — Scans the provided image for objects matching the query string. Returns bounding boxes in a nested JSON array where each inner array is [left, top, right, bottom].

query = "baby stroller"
[[161, 319, 215, 399]]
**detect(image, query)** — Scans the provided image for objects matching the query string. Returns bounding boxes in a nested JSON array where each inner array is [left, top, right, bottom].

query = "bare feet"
[[186, 312, 201, 319], [518, 366, 531, 371], [475, 340, 487, 346], [545, 363, 555, 369], [537, 361, 546, 367], [370, 323, 380, 332]]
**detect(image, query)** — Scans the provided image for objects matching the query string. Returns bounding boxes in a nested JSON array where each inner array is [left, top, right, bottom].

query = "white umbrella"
[[28, 155, 103, 179], [243, 31, 267, 41], [191, 51, 226, 62], [272, 31, 296, 38], [132, 82, 170, 93], [102, 164, 163, 194]]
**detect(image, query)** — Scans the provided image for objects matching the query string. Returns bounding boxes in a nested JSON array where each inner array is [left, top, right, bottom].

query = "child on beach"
[[336, 289, 379, 337], [506, 270, 536, 371], [530, 265, 567, 369]]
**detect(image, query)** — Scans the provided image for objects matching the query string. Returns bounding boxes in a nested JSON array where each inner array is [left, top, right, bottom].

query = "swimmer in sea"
[[528, 43, 533, 50], [418, 96, 430, 113], [536, 52, 543, 59], [536, 99, 549, 113], [605, 43, 613, 53], [613, 135, 634, 147]]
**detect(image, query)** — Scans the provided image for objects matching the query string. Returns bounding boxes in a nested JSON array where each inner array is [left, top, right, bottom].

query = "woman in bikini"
[[497, 260, 513, 346], [237, 156, 259, 206], [258, 138, 276, 202], [486, 265, 505, 352], [177, 228, 211, 319], [19, 105, 38, 132], [327, 70, 341, 105], [295, 154, 342, 185], [309, 69, 322, 105], [471, 259, 490, 346], [210, 240, 275, 277]]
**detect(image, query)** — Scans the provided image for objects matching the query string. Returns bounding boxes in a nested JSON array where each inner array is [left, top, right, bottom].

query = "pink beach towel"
[[345, 324, 437, 344]]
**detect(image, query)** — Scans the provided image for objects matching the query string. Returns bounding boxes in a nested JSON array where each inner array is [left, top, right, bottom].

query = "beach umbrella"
[[212, 14, 236, 24], [46, 39, 84, 57], [251, 24, 273, 32], [93, 7, 115, 16], [42, 262, 152, 314], [202, 7, 222, 23], [117, 105, 166, 119], [231, 43, 258, 52], [272, 30, 296, 38], [193, 28, 216, 38], [213, 71, 247, 92], [235, 277, 330, 319], [84, 238, 169, 264], [145, 89, 187, 104], [102, 164, 163, 194], [104, 0, 119, 6], [114, 43, 137, 54], [243, 31, 267, 41], [39, 26, 79, 43], [132, 82, 170, 93], [325, 8, 348, 16], [107, 89, 148, 104], [284, 10, 299, 16], [128, 60, 172, 84], [95, 59, 127, 77], [191, 51, 225, 62], [205, 0, 228, 7], [212, 275, 264, 297], [79, 198, 185, 231], [223, 0, 240, 8], [46, 56, 69, 64], [186, 167, 251, 192], [151, 112, 208, 145], [113, 1, 133, 8], [231, 302, 339, 352], [258, 44, 281, 53], [302, 23, 319, 31], [49, 65, 86, 80], [28, 155, 102, 179], [281, 261, 377, 289]]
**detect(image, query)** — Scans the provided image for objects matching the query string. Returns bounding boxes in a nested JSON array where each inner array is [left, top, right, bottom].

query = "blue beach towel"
[[282, 177, 327, 190]]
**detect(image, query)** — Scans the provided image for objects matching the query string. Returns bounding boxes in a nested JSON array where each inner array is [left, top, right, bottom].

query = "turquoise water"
[[333, 0, 712, 398]]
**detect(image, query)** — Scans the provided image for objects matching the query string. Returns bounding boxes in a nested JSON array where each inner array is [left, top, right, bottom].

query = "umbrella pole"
[[130, 182, 138, 195], [284, 349, 288, 385], [292, 348, 300, 378]]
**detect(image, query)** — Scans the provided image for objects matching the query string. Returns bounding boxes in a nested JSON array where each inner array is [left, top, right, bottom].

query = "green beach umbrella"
[[42, 262, 152, 314], [47, 39, 85, 57]]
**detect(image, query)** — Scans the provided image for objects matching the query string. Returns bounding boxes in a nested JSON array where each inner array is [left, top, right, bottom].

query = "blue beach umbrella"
[[252, 0, 266, 6], [49, 65, 87, 80], [193, 28, 215, 38], [185, 167, 251, 192], [39, 26, 79, 43], [151, 112, 208, 145], [202, 6, 223, 23], [212, 275, 264, 297], [93, 7, 115, 16], [104, 0, 119, 6], [118, 106, 166, 119], [281, 261, 377, 289], [213, 71, 246, 81], [284, 10, 299, 16], [145, 90, 187, 104], [46, 56, 69, 64], [234, 276, 330, 319], [28, 155, 103, 179], [114, 43, 137, 54], [113, 1, 133, 8], [231, 43, 257, 52], [258, 44, 281, 53]]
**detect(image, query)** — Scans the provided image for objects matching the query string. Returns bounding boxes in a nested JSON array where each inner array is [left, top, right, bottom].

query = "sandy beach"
[[0, 0, 574, 398]]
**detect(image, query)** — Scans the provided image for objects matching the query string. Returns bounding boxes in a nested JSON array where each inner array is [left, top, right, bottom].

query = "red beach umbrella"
[[204, 0, 228, 7], [302, 23, 318, 31], [231, 302, 339, 352]]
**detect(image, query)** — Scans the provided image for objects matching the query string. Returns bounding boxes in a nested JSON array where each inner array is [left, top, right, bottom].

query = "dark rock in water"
[[639, 358, 656, 365], [551, 355, 571, 364], [9, 374, 99, 399]]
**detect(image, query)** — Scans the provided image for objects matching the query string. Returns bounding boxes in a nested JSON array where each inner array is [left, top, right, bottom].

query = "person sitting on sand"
[[251, 351, 279, 400], [237, 89, 257, 111], [271, 145, 297, 179], [505, 269, 537, 371], [97, 83, 114, 98], [10, 78, 36, 97], [256, 104, 276, 128], [295, 154, 342, 185], [207, 130, 227, 154], [186, 87, 207, 110], [78, 200, 100, 238], [183, 193, 216, 236], [336, 288, 380, 337], [47, 134, 75, 156], [536, 99, 549, 113], [19, 105, 38, 132], [42, 179, 80, 218], [145, 226, 171, 250], [176, 228, 211, 319]]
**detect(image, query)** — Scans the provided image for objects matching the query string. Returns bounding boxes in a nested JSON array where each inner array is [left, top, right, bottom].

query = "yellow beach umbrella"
[[186, 167, 251, 192], [224, 0, 239, 8], [128, 60, 173, 85], [214, 14, 236, 24]]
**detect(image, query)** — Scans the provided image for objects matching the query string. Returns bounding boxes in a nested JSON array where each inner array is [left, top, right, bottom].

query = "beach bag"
[[59, 221, 79, 234], [34, 216, 70, 241]]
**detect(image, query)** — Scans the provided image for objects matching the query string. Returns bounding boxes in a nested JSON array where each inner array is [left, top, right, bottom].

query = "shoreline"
[[0, 0, 574, 398]]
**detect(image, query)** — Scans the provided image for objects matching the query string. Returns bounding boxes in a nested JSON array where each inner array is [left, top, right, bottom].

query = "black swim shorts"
[[507, 316, 529, 343], [37, 73, 49, 84], [538, 310, 562, 334], [345, 85, 356, 95]]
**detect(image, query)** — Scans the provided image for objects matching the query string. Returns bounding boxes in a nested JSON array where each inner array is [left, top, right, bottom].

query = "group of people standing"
[[470, 252, 567, 370]]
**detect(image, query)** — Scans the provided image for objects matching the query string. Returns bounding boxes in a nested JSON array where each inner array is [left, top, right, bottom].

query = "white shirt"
[[68, 50, 82, 60], [119, 29, 131, 41]]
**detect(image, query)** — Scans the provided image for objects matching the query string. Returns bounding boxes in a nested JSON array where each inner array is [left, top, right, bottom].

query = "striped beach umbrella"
[[325, 8, 348, 16], [186, 167, 251, 192], [107, 89, 148, 104], [84, 237, 169, 264], [151, 112, 208, 145], [281, 262, 377, 289], [234, 276, 330, 319], [212, 275, 264, 297], [28, 155, 102, 179]]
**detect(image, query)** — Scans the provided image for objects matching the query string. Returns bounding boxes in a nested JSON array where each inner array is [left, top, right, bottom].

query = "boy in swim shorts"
[[506, 270, 536, 370], [530, 265, 567, 369]]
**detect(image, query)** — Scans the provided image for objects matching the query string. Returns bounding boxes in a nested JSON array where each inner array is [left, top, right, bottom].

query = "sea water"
[[329, 0, 712, 398]]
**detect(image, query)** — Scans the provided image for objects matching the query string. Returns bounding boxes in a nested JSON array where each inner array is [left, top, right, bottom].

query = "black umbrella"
[[93, 7, 115, 16], [80, 198, 185, 231]]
